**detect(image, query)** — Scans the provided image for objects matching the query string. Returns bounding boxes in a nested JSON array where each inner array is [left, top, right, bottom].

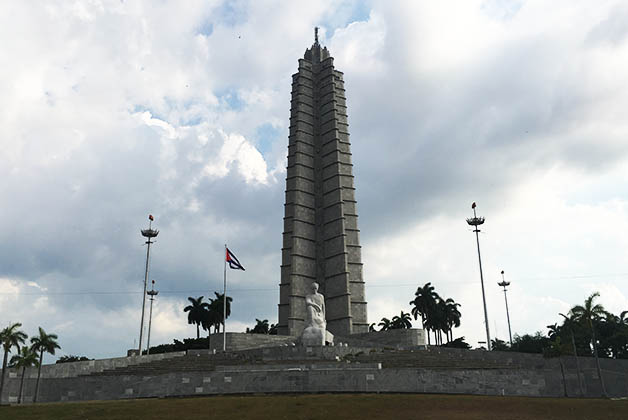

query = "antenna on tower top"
[[314, 27, 319, 44]]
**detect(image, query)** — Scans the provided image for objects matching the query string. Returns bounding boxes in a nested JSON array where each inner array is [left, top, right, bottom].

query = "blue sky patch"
[[254, 123, 280, 157], [323, 0, 372, 35], [196, 20, 213, 37], [217, 88, 245, 111], [213, 0, 249, 27]]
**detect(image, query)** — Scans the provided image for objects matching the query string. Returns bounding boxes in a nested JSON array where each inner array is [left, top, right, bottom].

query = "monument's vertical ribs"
[[278, 33, 367, 337]]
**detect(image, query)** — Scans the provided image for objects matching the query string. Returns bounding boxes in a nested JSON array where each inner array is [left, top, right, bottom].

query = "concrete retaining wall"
[[2, 347, 627, 403], [337, 329, 426, 349], [1, 364, 549, 403], [215, 332, 295, 351]]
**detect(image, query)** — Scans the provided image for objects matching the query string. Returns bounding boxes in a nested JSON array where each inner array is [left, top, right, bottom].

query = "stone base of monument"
[[5, 337, 628, 403], [335, 328, 426, 349]]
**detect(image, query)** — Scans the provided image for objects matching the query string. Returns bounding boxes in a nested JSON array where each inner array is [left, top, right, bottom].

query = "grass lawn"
[[1, 393, 626, 420]]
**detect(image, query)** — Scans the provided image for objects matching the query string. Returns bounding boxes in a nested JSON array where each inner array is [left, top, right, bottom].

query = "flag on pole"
[[149, 214, 154, 221], [226, 248, 245, 271]]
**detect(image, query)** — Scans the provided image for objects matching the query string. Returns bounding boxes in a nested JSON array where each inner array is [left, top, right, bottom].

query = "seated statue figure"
[[301, 282, 334, 346]]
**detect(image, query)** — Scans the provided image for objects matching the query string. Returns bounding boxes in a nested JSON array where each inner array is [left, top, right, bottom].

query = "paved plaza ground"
[[1, 393, 627, 420]]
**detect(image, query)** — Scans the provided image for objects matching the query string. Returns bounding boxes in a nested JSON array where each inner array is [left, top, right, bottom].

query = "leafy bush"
[[56, 355, 92, 364], [144, 337, 211, 355], [440, 337, 471, 349]]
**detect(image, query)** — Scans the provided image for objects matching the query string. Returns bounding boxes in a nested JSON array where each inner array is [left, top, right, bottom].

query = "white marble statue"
[[301, 282, 334, 346]]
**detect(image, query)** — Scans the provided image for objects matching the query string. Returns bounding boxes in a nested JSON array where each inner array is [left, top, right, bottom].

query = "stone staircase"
[[346, 348, 533, 369], [86, 352, 252, 376], [86, 345, 545, 377]]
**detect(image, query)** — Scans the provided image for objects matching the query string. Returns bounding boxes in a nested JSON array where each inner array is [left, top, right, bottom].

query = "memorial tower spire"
[[278, 32, 368, 337]]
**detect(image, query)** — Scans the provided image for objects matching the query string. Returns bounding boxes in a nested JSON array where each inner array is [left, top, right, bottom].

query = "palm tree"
[[9, 346, 39, 404], [569, 292, 608, 397], [368, 323, 377, 332], [247, 319, 270, 334], [209, 292, 233, 333], [200, 303, 220, 350], [560, 312, 585, 397], [433, 299, 449, 345], [444, 299, 462, 342], [184, 296, 209, 339], [378, 317, 391, 331], [391, 311, 413, 329], [410, 282, 438, 344], [30, 327, 60, 403], [0, 322, 28, 402], [546, 323, 560, 340], [602, 311, 628, 359]]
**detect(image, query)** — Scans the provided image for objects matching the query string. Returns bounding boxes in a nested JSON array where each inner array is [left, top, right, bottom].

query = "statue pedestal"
[[301, 327, 334, 346]]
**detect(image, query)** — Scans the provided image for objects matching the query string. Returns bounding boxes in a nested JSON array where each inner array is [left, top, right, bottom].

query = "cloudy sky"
[[2, 0, 628, 362]]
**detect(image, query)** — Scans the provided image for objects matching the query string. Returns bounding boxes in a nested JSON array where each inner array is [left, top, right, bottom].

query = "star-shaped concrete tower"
[[278, 28, 368, 337]]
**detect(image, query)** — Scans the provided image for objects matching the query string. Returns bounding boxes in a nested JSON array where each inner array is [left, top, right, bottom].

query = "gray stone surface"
[[2, 345, 628, 403], [279, 35, 368, 338], [337, 329, 427, 349], [205, 332, 295, 352]]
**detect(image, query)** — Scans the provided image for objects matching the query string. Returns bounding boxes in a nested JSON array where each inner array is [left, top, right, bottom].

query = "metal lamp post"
[[498, 270, 513, 346], [139, 215, 159, 355], [146, 280, 159, 355], [466, 202, 491, 350]]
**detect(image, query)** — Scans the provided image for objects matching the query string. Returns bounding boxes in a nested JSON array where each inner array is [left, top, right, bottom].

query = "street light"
[[146, 280, 159, 355], [498, 270, 513, 346], [466, 202, 491, 350], [139, 214, 158, 355]]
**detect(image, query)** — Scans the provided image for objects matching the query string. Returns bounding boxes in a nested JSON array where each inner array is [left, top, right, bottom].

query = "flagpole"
[[223, 243, 227, 352]]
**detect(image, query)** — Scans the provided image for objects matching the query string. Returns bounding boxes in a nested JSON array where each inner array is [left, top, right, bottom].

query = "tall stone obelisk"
[[278, 29, 367, 337]]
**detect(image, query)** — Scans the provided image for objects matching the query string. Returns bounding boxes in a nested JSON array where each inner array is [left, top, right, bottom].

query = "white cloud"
[[202, 131, 269, 184], [138, 111, 178, 140], [1, 0, 628, 360]]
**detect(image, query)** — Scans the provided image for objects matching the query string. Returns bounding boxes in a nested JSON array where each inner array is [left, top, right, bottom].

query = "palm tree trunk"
[[196, 324, 200, 339], [590, 322, 608, 397], [34, 350, 43, 403], [18, 367, 25, 404], [0, 348, 8, 403], [421, 316, 429, 345], [571, 331, 585, 397], [559, 357, 567, 397]]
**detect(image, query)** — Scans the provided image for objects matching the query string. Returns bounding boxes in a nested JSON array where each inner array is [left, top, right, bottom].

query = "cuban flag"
[[226, 248, 245, 271]]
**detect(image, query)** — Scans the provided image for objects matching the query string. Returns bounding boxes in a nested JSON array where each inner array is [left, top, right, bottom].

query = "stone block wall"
[[279, 39, 367, 337], [203, 333, 295, 352], [0, 351, 184, 404], [2, 345, 628, 403], [339, 329, 427, 349]]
